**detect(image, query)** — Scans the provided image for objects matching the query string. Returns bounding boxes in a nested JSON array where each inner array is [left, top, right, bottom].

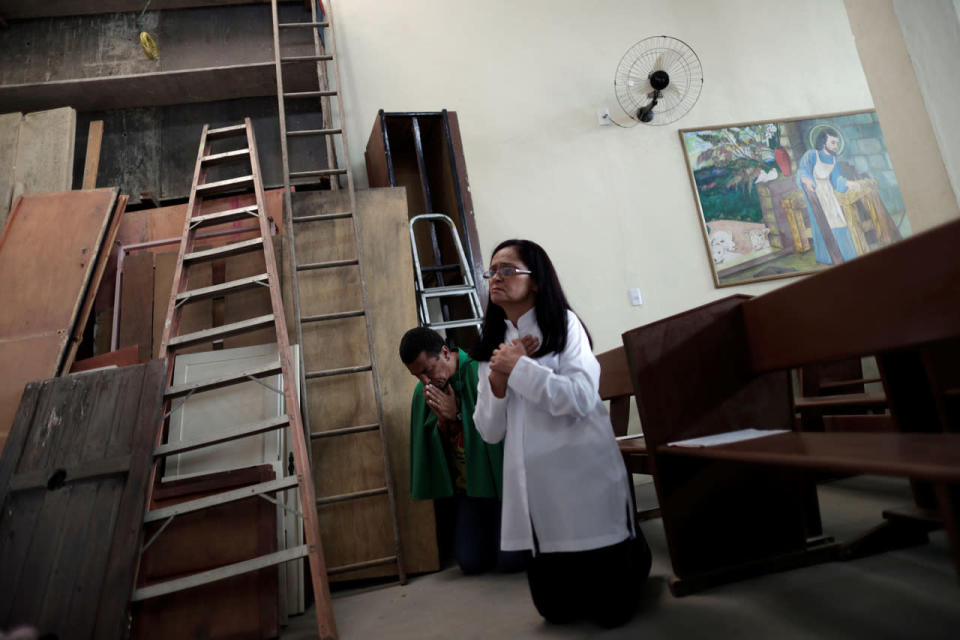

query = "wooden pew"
[[621, 217, 960, 595], [597, 346, 658, 521]]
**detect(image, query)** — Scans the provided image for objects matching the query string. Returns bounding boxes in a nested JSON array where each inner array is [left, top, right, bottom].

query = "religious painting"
[[680, 110, 911, 287]]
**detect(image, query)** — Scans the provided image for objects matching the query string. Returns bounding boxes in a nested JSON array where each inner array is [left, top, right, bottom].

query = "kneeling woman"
[[472, 239, 652, 628]]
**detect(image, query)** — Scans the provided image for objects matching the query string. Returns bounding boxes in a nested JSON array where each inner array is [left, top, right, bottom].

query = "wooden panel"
[[0, 112, 21, 230], [82, 120, 104, 190], [134, 465, 278, 640], [445, 111, 484, 282], [744, 217, 960, 372], [223, 239, 274, 349], [115, 188, 284, 250], [0, 189, 118, 336], [152, 251, 213, 357], [291, 188, 436, 580], [62, 194, 128, 373], [0, 63, 313, 113], [119, 251, 155, 363], [0, 188, 119, 449], [10, 107, 76, 204], [0, 360, 166, 639], [153, 252, 178, 359], [364, 111, 391, 188], [357, 187, 437, 576], [0, 0, 273, 19], [70, 345, 140, 372]]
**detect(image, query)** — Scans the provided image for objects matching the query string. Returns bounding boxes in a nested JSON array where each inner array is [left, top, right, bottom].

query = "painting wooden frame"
[[679, 109, 910, 287]]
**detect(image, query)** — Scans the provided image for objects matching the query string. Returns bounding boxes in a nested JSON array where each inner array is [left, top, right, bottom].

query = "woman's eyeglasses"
[[482, 265, 533, 279]]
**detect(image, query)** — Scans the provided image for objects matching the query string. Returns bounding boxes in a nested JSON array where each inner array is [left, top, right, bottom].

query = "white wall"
[[893, 0, 960, 209], [334, 0, 874, 351]]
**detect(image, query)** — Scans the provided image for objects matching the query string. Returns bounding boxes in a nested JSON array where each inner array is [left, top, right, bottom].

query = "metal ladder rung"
[[167, 314, 275, 349], [284, 90, 338, 99], [287, 128, 342, 137], [420, 264, 462, 273], [165, 362, 282, 399], [293, 211, 353, 223], [290, 169, 348, 179], [296, 258, 358, 272], [422, 285, 476, 298], [428, 318, 484, 330], [316, 487, 388, 506], [154, 415, 290, 458], [305, 364, 372, 380], [196, 175, 255, 196], [183, 237, 264, 264], [301, 310, 365, 324], [311, 423, 380, 439], [131, 545, 309, 602], [205, 124, 247, 140], [280, 54, 334, 63], [144, 475, 300, 523], [327, 555, 398, 576], [176, 273, 269, 304], [190, 205, 260, 229], [278, 21, 329, 28], [201, 148, 251, 166]]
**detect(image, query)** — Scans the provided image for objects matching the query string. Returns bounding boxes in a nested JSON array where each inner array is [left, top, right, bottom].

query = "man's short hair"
[[815, 129, 839, 150], [399, 327, 446, 365]]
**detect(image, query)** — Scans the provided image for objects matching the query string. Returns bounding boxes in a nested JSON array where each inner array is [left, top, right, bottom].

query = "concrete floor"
[[284, 476, 959, 639]]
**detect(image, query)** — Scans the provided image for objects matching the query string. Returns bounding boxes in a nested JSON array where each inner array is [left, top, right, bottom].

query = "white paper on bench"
[[616, 433, 645, 441], [667, 428, 789, 448]]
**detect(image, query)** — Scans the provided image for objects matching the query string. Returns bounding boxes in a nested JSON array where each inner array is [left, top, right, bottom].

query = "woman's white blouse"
[[473, 308, 634, 553]]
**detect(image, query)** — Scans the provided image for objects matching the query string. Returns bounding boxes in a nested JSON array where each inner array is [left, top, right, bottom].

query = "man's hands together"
[[425, 382, 457, 422]]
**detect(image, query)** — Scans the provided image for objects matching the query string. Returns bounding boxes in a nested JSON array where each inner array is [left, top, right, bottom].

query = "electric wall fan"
[[614, 35, 703, 126]]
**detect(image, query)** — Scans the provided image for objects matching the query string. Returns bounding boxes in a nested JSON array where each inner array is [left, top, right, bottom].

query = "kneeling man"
[[399, 327, 524, 574]]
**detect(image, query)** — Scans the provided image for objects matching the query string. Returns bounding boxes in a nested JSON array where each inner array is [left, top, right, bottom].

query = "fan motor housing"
[[649, 69, 670, 91]]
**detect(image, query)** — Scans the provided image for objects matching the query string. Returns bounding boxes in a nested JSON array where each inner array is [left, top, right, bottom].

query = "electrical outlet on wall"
[[597, 108, 611, 126], [629, 288, 643, 306]]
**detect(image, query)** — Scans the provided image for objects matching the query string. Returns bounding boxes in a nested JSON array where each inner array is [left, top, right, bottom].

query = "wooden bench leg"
[[934, 483, 960, 580]]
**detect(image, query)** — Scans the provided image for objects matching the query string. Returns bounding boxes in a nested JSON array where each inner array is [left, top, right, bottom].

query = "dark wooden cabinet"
[[365, 110, 484, 350]]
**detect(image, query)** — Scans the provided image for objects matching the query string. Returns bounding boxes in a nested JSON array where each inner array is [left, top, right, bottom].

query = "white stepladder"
[[409, 213, 484, 333]]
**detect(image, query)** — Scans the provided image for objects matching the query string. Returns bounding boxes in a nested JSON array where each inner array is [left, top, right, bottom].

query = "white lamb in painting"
[[710, 230, 738, 264], [749, 227, 771, 252]]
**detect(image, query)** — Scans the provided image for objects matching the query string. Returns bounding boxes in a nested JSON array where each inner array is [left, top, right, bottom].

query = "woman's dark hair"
[[471, 239, 591, 361]]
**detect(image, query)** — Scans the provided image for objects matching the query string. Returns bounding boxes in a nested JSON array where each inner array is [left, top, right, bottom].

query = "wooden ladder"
[[270, 0, 407, 588], [131, 119, 339, 640]]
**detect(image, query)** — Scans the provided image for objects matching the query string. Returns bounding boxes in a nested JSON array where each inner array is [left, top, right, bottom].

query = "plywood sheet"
[[357, 188, 436, 576], [115, 188, 284, 249], [0, 360, 166, 639], [11, 107, 76, 204], [62, 194, 128, 373], [291, 188, 435, 580], [118, 251, 155, 363], [0, 189, 117, 337], [0, 188, 119, 451]]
